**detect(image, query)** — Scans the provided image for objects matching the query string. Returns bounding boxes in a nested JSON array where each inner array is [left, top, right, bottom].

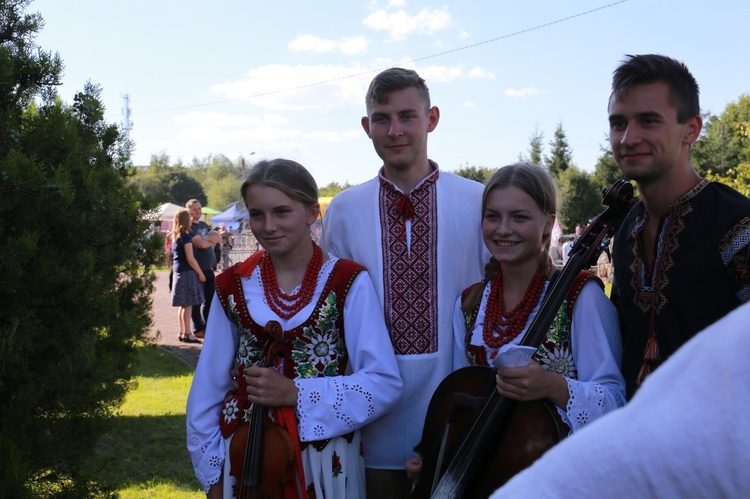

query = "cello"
[[228, 320, 298, 499], [411, 180, 634, 498]]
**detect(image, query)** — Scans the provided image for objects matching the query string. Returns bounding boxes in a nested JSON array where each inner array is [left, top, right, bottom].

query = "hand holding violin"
[[243, 365, 299, 407]]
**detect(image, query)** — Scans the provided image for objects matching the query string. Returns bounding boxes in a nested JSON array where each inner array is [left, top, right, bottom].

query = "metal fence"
[[216, 227, 321, 271], [218, 231, 259, 271]]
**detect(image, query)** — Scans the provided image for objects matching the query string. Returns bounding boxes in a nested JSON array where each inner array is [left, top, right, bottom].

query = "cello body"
[[411, 367, 568, 498]]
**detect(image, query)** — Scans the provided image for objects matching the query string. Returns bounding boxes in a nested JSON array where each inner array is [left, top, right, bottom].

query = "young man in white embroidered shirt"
[[322, 67, 487, 498]]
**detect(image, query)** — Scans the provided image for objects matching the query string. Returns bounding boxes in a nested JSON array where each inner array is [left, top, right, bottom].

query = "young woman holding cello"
[[407, 163, 626, 490], [455, 162, 625, 422], [187, 159, 402, 498]]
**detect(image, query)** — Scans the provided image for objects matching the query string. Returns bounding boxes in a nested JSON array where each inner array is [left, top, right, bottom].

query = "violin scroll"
[[264, 320, 283, 339], [602, 179, 634, 209]]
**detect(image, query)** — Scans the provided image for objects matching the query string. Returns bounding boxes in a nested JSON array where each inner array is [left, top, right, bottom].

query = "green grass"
[[84, 344, 205, 498]]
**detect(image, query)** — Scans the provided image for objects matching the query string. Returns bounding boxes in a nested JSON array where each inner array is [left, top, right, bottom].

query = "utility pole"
[[720, 118, 726, 173], [240, 151, 256, 179], [121, 94, 133, 143]]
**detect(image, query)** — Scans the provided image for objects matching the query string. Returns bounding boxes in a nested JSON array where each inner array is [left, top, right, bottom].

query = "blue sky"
[[32, 0, 750, 187]]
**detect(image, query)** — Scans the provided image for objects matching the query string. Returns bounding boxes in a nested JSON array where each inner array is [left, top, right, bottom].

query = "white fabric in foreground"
[[491, 301, 750, 499]]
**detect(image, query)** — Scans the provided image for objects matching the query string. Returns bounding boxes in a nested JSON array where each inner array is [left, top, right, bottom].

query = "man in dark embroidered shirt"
[[608, 54, 750, 399]]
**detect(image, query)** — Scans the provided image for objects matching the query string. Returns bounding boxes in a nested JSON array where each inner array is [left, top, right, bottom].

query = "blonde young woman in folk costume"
[[407, 163, 626, 480], [456, 163, 626, 424], [186, 159, 402, 499], [171, 208, 205, 344]]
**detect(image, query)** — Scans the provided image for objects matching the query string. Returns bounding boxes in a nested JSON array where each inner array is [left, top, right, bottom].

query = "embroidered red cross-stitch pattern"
[[379, 174, 439, 355]]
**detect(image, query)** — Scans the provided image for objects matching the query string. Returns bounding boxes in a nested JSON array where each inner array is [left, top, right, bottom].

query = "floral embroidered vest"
[[463, 270, 601, 380], [215, 252, 364, 440]]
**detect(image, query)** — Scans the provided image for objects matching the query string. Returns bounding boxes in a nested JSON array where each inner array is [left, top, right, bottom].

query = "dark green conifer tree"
[[0, 1, 160, 495], [544, 122, 574, 179]]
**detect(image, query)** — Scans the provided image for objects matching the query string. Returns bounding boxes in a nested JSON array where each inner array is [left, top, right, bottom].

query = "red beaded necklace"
[[260, 242, 323, 319], [482, 261, 548, 349]]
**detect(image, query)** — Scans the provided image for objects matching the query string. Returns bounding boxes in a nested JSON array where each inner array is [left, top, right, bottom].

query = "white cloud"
[[367, 0, 406, 9], [211, 64, 375, 111], [301, 128, 362, 143], [173, 112, 260, 127], [288, 34, 368, 55], [167, 108, 364, 159], [459, 30, 471, 39], [339, 36, 369, 55], [304, 131, 347, 142], [468, 66, 495, 79], [288, 35, 336, 53], [463, 101, 476, 108], [505, 87, 548, 97], [419, 65, 463, 83], [263, 114, 289, 126], [176, 124, 302, 144], [363, 7, 452, 41], [416, 64, 494, 83], [207, 63, 495, 114], [172, 111, 299, 144]]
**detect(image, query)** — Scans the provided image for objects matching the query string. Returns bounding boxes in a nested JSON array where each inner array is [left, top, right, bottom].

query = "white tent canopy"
[[145, 202, 183, 222], [155, 203, 184, 221]]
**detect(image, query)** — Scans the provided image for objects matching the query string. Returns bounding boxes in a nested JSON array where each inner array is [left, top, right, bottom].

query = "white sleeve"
[[320, 199, 351, 260], [294, 271, 403, 441], [561, 281, 626, 431], [186, 293, 238, 492], [453, 295, 470, 370]]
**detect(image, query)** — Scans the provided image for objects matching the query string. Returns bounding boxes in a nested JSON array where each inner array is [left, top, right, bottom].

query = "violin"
[[411, 180, 634, 498], [228, 320, 298, 499]]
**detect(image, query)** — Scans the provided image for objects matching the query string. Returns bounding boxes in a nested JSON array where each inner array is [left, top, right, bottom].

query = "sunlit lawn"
[[85, 344, 204, 498]]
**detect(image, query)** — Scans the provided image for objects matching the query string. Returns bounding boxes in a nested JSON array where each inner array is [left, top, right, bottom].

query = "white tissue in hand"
[[491, 344, 537, 368]]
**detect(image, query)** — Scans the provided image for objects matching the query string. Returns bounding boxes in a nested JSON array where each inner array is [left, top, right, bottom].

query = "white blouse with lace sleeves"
[[564, 281, 626, 431], [294, 270, 403, 442], [186, 293, 240, 493]]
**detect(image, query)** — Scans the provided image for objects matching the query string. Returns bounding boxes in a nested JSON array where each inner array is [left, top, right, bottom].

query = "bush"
[[0, 1, 161, 496]]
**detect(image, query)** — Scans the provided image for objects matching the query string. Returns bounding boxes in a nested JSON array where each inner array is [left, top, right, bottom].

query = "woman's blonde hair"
[[462, 162, 558, 312], [171, 209, 192, 242]]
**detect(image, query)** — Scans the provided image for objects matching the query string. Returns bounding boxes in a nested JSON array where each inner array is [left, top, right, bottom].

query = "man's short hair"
[[185, 199, 200, 209], [365, 67, 431, 112], [611, 54, 700, 123]]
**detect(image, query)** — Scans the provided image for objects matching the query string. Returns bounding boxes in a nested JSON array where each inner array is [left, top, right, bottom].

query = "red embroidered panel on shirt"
[[379, 171, 439, 355]]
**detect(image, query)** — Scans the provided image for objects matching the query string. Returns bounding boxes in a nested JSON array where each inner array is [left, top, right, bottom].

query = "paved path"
[[149, 270, 203, 369]]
